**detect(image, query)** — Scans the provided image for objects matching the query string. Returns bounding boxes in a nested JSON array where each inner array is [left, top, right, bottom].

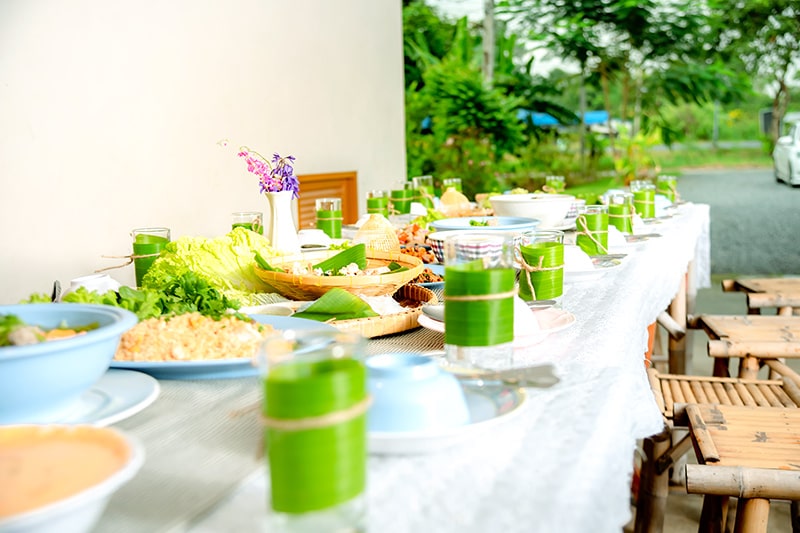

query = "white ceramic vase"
[[264, 190, 300, 253]]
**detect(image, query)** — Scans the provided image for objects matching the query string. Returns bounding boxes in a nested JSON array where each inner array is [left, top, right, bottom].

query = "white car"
[[773, 121, 800, 186]]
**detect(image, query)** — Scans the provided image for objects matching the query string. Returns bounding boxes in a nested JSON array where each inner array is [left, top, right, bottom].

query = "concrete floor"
[[626, 275, 798, 533]]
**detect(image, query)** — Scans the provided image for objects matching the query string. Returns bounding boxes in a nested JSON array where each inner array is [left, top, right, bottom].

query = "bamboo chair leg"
[[737, 356, 761, 380], [698, 495, 729, 533], [790, 501, 800, 533], [733, 498, 770, 533], [713, 358, 730, 378], [635, 428, 672, 533]]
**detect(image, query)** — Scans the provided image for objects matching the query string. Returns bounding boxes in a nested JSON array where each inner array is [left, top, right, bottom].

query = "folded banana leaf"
[[292, 287, 378, 322]]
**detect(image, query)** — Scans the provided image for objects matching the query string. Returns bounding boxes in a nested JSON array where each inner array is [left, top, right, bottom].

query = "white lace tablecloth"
[[96, 203, 711, 533]]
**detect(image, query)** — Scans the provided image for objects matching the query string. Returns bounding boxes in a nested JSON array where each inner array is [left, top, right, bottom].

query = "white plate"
[[368, 384, 527, 454], [110, 316, 336, 380], [54, 369, 160, 426], [539, 220, 577, 231], [417, 308, 575, 347], [534, 307, 576, 334], [564, 256, 624, 283]]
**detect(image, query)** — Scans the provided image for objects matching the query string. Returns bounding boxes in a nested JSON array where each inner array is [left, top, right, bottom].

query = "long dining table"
[[94, 202, 711, 533]]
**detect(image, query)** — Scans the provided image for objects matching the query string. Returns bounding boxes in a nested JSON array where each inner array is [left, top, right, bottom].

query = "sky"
[[424, 0, 570, 75]]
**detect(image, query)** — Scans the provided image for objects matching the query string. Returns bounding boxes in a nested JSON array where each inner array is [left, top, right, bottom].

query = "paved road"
[[678, 168, 800, 275]]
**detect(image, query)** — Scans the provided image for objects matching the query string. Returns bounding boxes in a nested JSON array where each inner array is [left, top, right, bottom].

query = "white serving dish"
[[489, 193, 576, 229]]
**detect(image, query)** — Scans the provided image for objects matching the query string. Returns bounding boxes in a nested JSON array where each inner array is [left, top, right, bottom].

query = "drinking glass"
[[656, 175, 678, 203], [259, 330, 368, 532], [389, 183, 414, 215], [575, 205, 609, 255], [411, 175, 435, 209], [630, 180, 656, 219], [131, 227, 170, 288], [517, 230, 565, 303], [608, 192, 634, 234], [443, 232, 516, 371], [442, 177, 462, 193], [315, 198, 343, 239], [544, 175, 566, 193], [366, 190, 389, 218], [231, 211, 263, 234]]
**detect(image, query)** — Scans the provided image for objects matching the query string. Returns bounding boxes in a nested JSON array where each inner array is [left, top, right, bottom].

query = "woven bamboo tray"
[[253, 249, 424, 300], [333, 284, 438, 338]]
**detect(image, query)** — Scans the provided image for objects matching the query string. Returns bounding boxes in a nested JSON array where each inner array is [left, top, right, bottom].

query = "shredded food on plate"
[[114, 312, 274, 362]]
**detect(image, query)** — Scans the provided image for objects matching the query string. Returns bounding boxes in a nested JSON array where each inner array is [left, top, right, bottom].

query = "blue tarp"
[[517, 109, 609, 127]]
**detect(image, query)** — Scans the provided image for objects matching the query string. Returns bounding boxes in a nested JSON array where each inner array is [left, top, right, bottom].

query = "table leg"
[[635, 427, 671, 533], [668, 274, 688, 374], [733, 498, 770, 533]]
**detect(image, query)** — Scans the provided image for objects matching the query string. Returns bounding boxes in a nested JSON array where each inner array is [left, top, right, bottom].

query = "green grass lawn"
[[654, 146, 771, 172]]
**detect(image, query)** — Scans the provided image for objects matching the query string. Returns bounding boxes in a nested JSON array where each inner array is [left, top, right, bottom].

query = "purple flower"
[[237, 147, 299, 199]]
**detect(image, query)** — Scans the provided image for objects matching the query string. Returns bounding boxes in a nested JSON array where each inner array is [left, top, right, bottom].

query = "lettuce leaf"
[[141, 228, 282, 294]]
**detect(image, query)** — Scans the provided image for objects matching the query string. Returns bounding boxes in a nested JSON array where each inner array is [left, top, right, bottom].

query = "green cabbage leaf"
[[141, 228, 283, 295]]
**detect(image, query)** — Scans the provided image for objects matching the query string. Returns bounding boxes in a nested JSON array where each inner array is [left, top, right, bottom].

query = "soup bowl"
[[0, 304, 139, 424]]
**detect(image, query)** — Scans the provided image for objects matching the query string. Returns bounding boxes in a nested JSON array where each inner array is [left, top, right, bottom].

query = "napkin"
[[563, 245, 594, 272], [513, 296, 541, 337], [608, 226, 627, 249], [292, 288, 379, 322]]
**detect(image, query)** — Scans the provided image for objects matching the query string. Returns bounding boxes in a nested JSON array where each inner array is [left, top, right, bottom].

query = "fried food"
[[114, 313, 274, 362]]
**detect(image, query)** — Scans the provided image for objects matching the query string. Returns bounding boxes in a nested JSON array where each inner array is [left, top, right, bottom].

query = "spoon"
[[449, 363, 560, 389], [421, 304, 444, 322], [526, 299, 556, 310], [50, 280, 61, 303]]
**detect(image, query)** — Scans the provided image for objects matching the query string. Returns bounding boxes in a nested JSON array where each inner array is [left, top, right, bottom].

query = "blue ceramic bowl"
[[366, 353, 469, 432], [0, 303, 139, 424]]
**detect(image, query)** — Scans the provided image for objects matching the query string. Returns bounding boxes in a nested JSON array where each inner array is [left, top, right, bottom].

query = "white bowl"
[[489, 194, 576, 229], [0, 425, 144, 533]]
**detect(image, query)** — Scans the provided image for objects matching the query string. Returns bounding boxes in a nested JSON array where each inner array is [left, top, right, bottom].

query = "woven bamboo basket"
[[253, 249, 425, 300], [333, 284, 438, 338]]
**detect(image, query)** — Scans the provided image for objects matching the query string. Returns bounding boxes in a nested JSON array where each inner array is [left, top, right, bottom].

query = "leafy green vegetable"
[[141, 227, 282, 294], [60, 272, 243, 321], [469, 219, 489, 226], [292, 288, 378, 322], [0, 314, 26, 347], [20, 293, 52, 304], [312, 243, 367, 275], [411, 209, 445, 230], [386, 261, 408, 273], [254, 251, 285, 272]]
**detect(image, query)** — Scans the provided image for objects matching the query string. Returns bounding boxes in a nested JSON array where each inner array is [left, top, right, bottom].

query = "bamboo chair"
[[681, 400, 800, 533], [693, 314, 800, 379], [634, 361, 800, 533]]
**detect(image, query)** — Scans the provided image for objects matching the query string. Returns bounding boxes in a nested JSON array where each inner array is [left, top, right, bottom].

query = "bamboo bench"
[[683, 402, 800, 533], [634, 362, 800, 533], [722, 277, 800, 316], [693, 314, 800, 379]]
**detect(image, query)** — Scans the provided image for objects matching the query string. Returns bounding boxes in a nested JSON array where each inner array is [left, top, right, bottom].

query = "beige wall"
[[0, 0, 406, 303]]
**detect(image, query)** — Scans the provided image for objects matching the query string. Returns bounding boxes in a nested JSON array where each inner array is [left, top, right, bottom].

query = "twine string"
[[446, 288, 517, 302], [576, 215, 609, 255], [514, 250, 564, 301], [260, 395, 372, 432], [96, 252, 161, 272]]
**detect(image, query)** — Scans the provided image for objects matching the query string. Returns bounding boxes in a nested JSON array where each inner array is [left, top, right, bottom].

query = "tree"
[[496, 0, 749, 176], [710, 0, 800, 142]]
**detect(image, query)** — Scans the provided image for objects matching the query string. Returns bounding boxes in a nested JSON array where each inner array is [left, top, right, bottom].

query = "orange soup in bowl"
[[0, 425, 132, 518]]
